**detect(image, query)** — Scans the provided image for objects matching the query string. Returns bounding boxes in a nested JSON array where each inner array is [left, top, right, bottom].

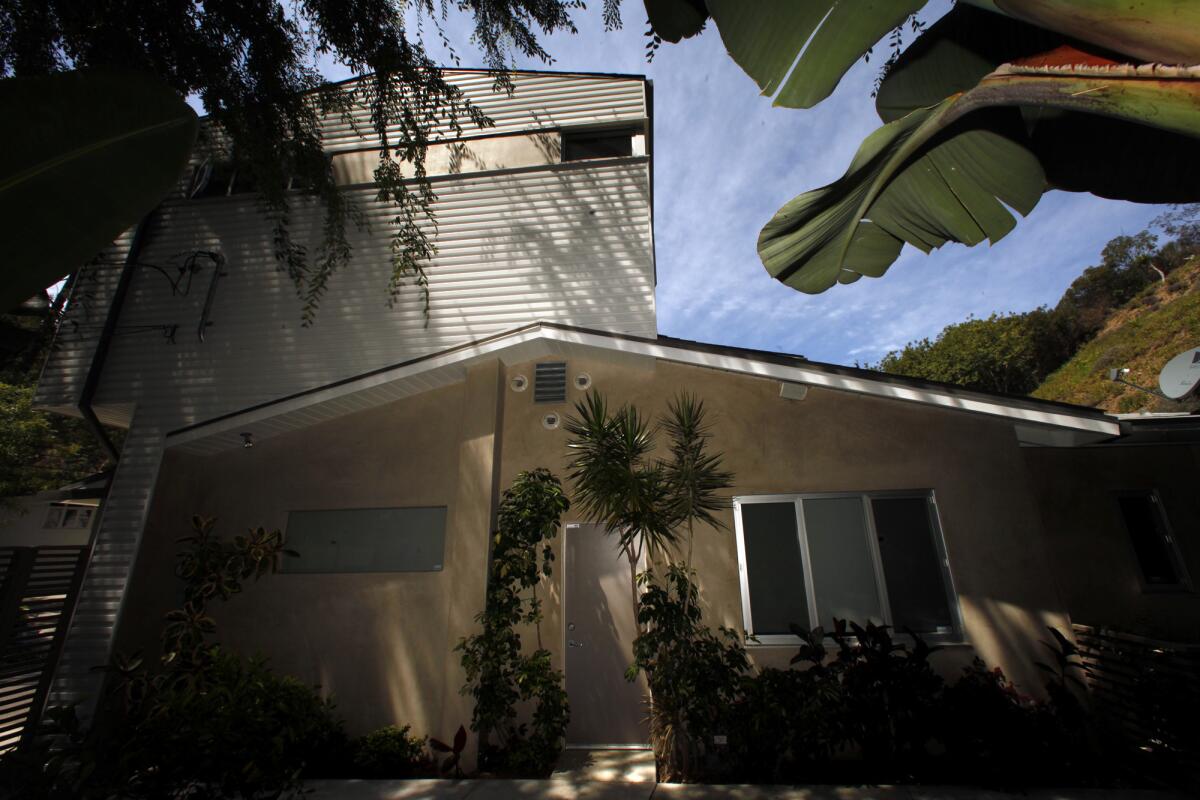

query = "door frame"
[[561, 522, 650, 749]]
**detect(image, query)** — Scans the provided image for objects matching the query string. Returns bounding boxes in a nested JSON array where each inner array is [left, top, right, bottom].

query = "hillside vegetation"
[[874, 205, 1200, 412], [1033, 259, 1200, 413]]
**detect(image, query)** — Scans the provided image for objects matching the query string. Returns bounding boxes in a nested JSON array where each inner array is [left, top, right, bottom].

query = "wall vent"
[[534, 361, 567, 403]]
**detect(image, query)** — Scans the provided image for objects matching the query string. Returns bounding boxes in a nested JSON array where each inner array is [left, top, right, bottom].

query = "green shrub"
[[351, 725, 430, 778], [632, 564, 748, 782], [108, 649, 345, 798], [0, 517, 345, 800], [458, 468, 570, 777]]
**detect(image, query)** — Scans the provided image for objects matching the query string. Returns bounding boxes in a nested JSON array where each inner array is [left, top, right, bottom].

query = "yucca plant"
[[564, 390, 733, 627], [645, 0, 1200, 295]]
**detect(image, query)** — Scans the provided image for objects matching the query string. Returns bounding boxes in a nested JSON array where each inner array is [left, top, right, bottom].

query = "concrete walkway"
[[303, 780, 1184, 800]]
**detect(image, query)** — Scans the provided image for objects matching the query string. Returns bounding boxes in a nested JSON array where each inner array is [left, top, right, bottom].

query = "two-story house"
[[21, 68, 1200, 752]]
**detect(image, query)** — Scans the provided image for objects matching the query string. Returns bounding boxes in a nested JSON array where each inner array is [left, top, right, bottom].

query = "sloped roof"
[[165, 322, 1121, 455]]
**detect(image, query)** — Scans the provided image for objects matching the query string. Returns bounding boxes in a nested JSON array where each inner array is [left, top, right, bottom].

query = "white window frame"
[[733, 490, 964, 646]]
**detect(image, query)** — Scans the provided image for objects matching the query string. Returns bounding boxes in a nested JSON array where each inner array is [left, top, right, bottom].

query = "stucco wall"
[[1023, 443, 1200, 642], [118, 364, 503, 743], [118, 351, 1120, 750], [498, 354, 1074, 697]]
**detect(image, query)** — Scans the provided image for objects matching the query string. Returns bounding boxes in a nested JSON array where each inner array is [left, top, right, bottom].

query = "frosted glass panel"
[[741, 502, 810, 634], [802, 497, 883, 628], [872, 497, 954, 633], [284, 507, 447, 573]]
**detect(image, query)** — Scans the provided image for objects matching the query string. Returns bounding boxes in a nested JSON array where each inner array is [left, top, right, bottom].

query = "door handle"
[[568, 639, 584, 648]]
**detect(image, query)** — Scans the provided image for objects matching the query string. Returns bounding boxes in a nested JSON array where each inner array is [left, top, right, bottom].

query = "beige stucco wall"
[[117, 363, 504, 748], [1023, 442, 1200, 642], [498, 354, 1074, 698], [120, 351, 1161, 753]]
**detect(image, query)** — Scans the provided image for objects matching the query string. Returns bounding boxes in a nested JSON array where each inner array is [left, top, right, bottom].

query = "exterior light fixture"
[[241, 432, 254, 448]]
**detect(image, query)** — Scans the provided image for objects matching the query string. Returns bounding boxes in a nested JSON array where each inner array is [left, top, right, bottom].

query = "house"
[[26, 69, 1200, 753]]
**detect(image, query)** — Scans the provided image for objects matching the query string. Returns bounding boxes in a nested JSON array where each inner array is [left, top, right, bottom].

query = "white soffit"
[[166, 323, 1120, 454]]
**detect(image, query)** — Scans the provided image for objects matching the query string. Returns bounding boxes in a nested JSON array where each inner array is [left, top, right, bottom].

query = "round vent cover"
[[510, 374, 529, 392], [574, 372, 592, 391], [542, 412, 561, 430]]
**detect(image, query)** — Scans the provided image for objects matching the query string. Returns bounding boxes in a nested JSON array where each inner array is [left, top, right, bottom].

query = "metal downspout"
[[78, 213, 155, 461]]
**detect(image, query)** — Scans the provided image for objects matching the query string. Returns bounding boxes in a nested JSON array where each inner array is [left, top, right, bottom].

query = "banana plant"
[[645, 0, 1200, 293]]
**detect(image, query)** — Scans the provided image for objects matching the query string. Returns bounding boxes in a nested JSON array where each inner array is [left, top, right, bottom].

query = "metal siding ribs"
[[32, 71, 653, 720], [0, 546, 88, 751], [47, 422, 164, 717]]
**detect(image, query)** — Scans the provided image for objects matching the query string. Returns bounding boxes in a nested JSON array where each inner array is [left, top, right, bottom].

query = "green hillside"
[[1032, 260, 1200, 414]]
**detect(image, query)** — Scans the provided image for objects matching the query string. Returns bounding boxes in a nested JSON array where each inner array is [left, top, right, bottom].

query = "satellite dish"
[[1158, 346, 1200, 399]]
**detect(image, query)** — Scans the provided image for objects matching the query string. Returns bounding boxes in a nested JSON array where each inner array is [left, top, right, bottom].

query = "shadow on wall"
[[98, 157, 652, 430]]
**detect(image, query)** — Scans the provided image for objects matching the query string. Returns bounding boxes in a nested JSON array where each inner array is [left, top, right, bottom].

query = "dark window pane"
[[284, 507, 447, 573], [1118, 495, 1180, 585], [872, 497, 955, 634], [741, 502, 809, 634], [191, 162, 235, 198], [562, 131, 633, 161], [803, 497, 883, 628]]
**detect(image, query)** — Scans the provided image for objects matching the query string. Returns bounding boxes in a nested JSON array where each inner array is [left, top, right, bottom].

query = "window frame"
[[1113, 489, 1192, 593], [733, 490, 964, 646]]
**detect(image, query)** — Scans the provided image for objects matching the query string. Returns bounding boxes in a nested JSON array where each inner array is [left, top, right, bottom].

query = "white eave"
[[165, 322, 1122, 455]]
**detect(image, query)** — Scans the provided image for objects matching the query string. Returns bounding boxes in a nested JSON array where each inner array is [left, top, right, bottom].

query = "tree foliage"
[[0, 298, 110, 509], [875, 311, 1072, 396], [0, 1, 621, 321], [873, 210, 1200, 395]]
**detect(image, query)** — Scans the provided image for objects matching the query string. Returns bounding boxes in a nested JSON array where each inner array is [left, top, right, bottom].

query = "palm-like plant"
[[564, 391, 733, 629], [660, 393, 733, 569], [645, 0, 1200, 295]]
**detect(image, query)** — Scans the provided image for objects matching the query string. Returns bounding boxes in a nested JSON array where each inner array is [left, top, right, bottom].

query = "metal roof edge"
[[166, 322, 1123, 450]]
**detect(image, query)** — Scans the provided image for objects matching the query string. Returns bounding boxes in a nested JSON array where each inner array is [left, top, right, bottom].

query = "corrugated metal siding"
[[32, 232, 135, 413], [36, 73, 653, 710], [94, 158, 654, 426], [48, 419, 163, 714], [318, 71, 646, 153]]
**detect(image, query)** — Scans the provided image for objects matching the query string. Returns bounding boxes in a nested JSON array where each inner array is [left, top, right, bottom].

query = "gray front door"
[[564, 523, 649, 747]]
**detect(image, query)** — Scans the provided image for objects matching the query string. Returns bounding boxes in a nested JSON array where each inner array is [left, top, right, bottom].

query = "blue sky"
[[321, 1, 1167, 366]]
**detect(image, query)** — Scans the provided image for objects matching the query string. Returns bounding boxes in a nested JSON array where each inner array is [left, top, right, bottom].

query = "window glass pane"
[[1118, 495, 1180, 585], [803, 497, 883, 628], [562, 131, 634, 161], [284, 507, 447, 573], [740, 502, 809, 635], [872, 497, 954, 634]]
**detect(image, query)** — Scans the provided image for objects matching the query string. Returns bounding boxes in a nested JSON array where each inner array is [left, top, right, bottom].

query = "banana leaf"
[[759, 66, 1200, 292], [877, 4, 1200, 202], [705, 0, 926, 108], [979, 0, 1200, 65], [0, 70, 198, 311]]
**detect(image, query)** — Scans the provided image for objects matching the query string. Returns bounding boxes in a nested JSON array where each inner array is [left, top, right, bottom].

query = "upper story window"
[[733, 491, 962, 644], [561, 128, 636, 162], [1116, 490, 1191, 591]]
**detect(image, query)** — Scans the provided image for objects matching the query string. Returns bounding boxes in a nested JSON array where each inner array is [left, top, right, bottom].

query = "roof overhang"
[[165, 323, 1122, 455]]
